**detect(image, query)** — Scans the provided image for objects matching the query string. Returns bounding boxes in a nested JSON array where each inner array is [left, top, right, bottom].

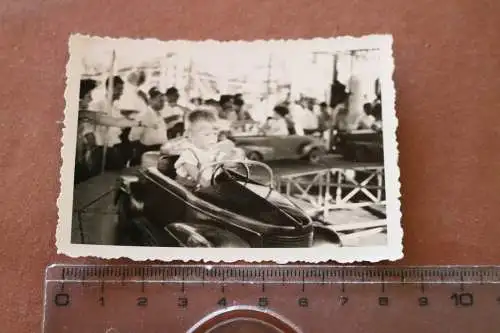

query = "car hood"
[[195, 173, 311, 230]]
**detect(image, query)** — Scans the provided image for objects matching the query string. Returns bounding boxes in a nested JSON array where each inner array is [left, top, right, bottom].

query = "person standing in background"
[[218, 94, 236, 121], [122, 70, 149, 166], [94, 76, 127, 170], [318, 102, 332, 130], [353, 103, 378, 130], [233, 94, 253, 121], [76, 79, 99, 183], [260, 105, 290, 136], [132, 88, 168, 163], [162, 87, 190, 139], [301, 97, 320, 135], [81, 76, 150, 173], [332, 102, 350, 132], [371, 87, 382, 130]]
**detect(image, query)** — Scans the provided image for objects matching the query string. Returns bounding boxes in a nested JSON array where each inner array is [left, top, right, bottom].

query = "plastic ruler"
[[43, 265, 500, 332]]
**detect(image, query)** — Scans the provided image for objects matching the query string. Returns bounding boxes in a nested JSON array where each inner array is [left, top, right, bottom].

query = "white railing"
[[275, 166, 385, 220]]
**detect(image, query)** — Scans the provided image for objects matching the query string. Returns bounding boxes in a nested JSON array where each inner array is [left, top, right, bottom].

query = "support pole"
[[100, 50, 116, 174], [327, 54, 339, 151]]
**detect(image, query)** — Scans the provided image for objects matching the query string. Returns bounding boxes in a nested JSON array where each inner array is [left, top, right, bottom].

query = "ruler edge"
[[44, 264, 500, 283]]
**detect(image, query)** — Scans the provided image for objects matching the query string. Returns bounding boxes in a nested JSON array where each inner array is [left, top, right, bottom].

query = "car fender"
[[141, 151, 161, 168], [114, 175, 140, 205], [165, 222, 251, 248], [312, 222, 343, 247], [300, 142, 326, 157], [239, 145, 274, 160]]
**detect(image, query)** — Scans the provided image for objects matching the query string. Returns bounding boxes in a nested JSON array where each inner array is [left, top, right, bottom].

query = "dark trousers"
[[91, 145, 128, 172], [130, 143, 163, 166], [303, 128, 320, 136], [167, 123, 185, 139], [129, 141, 143, 166]]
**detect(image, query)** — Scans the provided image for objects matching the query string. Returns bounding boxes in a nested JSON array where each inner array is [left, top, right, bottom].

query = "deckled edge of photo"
[[56, 33, 402, 264]]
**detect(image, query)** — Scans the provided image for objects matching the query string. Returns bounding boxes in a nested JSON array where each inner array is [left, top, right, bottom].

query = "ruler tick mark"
[[141, 269, 145, 293], [80, 268, 87, 286], [341, 270, 345, 293], [181, 269, 185, 293]]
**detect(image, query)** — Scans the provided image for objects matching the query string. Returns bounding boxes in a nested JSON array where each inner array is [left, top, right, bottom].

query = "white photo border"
[[56, 33, 402, 263]]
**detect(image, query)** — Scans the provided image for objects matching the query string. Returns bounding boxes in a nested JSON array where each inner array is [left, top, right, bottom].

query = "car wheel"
[[247, 151, 263, 161], [307, 148, 324, 164]]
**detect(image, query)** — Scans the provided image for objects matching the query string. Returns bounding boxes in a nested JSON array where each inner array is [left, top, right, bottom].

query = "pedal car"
[[114, 138, 341, 248], [334, 129, 384, 163], [232, 134, 328, 164]]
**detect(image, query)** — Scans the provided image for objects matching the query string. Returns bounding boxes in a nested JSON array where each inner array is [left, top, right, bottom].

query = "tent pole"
[[101, 50, 116, 174], [328, 54, 339, 151]]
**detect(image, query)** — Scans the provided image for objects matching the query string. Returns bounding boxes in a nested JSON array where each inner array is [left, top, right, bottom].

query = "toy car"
[[334, 129, 384, 163], [232, 134, 328, 164], [114, 138, 341, 248]]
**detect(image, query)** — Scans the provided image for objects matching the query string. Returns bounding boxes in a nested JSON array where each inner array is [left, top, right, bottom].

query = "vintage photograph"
[[57, 34, 401, 262]]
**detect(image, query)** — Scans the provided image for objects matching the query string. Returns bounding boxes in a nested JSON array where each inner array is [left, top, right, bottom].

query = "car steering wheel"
[[196, 159, 275, 190], [195, 160, 251, 189], [210, 161, 251, 187]]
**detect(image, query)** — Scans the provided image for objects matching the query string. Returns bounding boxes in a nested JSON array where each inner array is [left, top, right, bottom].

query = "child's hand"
[[225, 148, 246, 161], [198, 177, 212, 188], [215, 139, 236, 154]]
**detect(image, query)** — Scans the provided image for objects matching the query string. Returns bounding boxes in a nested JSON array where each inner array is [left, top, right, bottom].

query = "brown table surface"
[[1, 0, 499, 332]]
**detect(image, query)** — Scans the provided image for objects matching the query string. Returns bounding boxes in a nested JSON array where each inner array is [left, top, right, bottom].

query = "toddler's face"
[[189, 120, 218, 150]]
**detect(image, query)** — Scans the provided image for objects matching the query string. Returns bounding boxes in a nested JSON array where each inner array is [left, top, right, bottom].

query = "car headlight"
[[141, 151, 160, 168], [186, 233, 213, 247]]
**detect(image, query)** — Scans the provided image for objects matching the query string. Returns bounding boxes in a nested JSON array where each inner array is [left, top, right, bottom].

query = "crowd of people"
[[75, 69, 382, 184], [75, 71, 253, 184]]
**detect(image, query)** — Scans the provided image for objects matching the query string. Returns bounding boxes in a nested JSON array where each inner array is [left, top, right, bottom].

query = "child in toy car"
[[159, 109, 245, 189]]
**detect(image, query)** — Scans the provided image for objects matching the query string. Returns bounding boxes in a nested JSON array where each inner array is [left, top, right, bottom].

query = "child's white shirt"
[[174, 143, 224, 183]]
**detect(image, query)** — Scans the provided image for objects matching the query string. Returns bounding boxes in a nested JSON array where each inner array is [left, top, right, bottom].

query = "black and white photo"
[[57, 34, 401, 262]]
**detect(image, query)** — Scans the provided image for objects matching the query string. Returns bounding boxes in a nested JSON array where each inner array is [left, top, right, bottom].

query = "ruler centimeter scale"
[[44, 265, 500, 333]]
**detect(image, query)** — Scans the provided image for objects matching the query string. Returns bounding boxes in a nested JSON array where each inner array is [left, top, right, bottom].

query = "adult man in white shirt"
[[78, 78, 154, 180], [161, 87, 190, 139], [123, 71, 149, 140], [299, 97, 320, 135], [260, 105, 290, 136], [119, 71, 150, 166], [137, 88, 168, 153], [86, 75, 150, 170], [85, 77, 125, 147]]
